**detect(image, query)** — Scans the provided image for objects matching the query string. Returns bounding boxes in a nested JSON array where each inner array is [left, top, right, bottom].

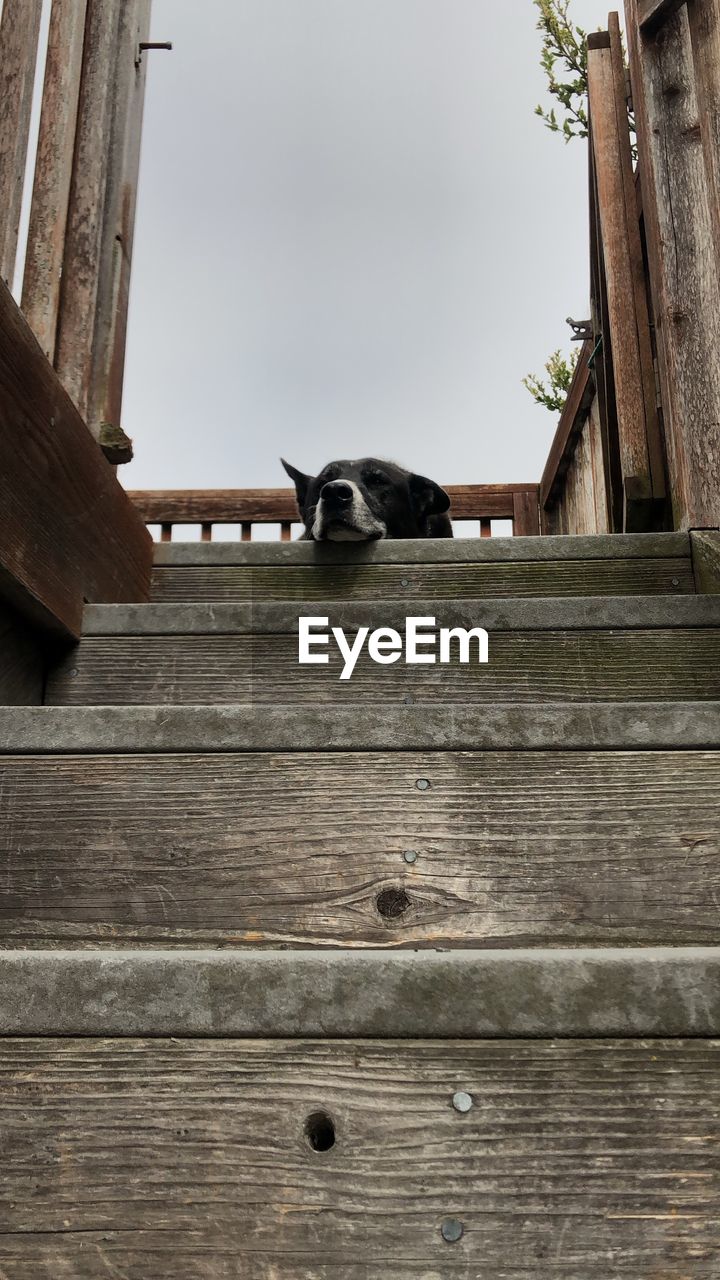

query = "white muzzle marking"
[[312, 481, 386, 542]]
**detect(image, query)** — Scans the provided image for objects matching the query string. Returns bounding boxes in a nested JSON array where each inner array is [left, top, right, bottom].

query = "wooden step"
[[150, 533, 696, 601], [1, 712, 718, 948], [46, 597, 720, 705], [1, 1028, 718, 1276]]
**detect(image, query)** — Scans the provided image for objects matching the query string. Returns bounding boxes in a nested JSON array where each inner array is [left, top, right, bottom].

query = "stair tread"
[[1, 946, 719, 1036], [153, 531, 691, 565], [81, 595, 720, 634], [2, 701, 719, 751]]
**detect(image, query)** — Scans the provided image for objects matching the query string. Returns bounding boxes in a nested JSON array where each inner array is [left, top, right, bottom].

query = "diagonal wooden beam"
[[638, 0, 687, 32]]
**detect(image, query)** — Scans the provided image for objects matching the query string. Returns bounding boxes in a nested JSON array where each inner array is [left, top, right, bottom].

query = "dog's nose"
[[322, 480, 354, 506]]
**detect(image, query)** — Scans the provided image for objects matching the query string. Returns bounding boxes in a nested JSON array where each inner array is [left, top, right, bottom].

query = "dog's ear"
[[409, 473, 451, 519], [281, 458, 312, 508]]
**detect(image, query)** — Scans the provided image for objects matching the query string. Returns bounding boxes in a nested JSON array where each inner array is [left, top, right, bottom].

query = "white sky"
[[17, 0, 622, 493]]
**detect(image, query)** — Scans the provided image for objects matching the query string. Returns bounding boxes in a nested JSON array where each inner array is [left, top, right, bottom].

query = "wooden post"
[[21, 0, 88, 360], [686, 0, 720, 287], [0, 0, 43, 287], [87, 0, 152, 442], [55, 0, 152, 445], [625, 0, 720, 528], [54, 0, 123, 422], [587, 28, 664, 530]]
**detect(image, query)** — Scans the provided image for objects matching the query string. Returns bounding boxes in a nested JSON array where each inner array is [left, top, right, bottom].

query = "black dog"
[[281, 457, 453, 541]]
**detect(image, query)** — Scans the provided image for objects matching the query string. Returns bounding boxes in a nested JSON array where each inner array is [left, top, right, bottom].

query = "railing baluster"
[[280, 521, 292, 542], [160, 523, 172, 543], [480, 519, 492, 538], [201, 522, 212, 542], [241, 523, 252, 542], [0, 0, 44, 287]]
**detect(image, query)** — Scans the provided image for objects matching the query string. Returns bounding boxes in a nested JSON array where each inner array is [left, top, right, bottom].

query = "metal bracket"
[[136, 41, 173, 67], [566, 316, 593, 342]]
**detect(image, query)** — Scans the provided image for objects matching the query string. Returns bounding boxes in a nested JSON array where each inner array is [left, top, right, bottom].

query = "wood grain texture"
[[1, 750, 718, 947], [0, 0, 43, 285], [45, 628, 720, 706], [150, 556, 695, 602], [87, 0, 151, 434], [54, 0, 122, 422], [626, 0, 720, 528], [129, 485, 541, 526], [687, 0, 720, 288], [0, 1037, 718, 1277], [0, 279, 152, 637], [21, 0, 87, 359], [588, 33, 660, 523]]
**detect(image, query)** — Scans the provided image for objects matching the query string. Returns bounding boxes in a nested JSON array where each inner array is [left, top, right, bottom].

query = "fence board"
[[626, 0, 720, 528], [588, 31, 663, 529], [21, 0, 88, 360], [0, 0, 43, 287], [87, 0, 151, 440], [687, 0, 720, 286], [54, 0, 122, 422], [639, 0, 688, 31]]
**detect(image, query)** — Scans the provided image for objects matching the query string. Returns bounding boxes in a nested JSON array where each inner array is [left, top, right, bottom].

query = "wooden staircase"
[[1, 530, 720, 1277]]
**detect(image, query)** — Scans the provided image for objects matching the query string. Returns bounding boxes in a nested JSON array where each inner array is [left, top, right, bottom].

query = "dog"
[[281, 457, 453, 541]]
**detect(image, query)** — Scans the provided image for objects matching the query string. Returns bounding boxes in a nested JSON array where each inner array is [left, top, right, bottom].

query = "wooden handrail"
[[128, 484, 541, 540], [539, 341, 595, 512]]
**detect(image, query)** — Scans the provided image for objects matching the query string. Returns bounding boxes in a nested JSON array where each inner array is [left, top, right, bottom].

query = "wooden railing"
[[0, 0, 153, 458], [548, 2, 720, 535], [127, 485, 541, 541]]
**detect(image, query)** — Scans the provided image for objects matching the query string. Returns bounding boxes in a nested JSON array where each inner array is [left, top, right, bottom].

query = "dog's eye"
[[321, 466, 339, 482], [365, 471, 387, 487]]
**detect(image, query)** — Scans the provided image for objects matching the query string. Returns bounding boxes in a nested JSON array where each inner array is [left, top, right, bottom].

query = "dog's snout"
[[322, 480, 354, 506]]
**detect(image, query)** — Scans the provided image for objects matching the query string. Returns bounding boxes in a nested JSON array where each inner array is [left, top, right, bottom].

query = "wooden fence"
[[0, 0, 152, 456], [127, 484, 542, 541], [545, 0, 720, 535]]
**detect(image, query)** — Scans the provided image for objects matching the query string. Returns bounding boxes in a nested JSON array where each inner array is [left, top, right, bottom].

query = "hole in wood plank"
[[376, 886, 411, 920], [305, 1111, 336, 1152]]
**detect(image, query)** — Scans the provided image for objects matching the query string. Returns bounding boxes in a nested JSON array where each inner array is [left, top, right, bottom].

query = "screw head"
[[671, 577, 680, 588], [441, 1218, 464, 1243], [68, 668, 79, 678], [415, 778, 430, 791], [400, 578, 410, 588], [452, 1091, 473, 1113], [403, 850, 418, 865]]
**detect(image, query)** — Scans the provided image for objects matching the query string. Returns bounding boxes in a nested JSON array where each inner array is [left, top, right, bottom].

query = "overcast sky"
[[118, 1, 613, 495]]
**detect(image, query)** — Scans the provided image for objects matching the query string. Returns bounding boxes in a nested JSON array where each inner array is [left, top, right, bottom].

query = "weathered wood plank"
[[0, 279, 153, 638], [45, 628, 720, 706], [4, 703, 718, 754], [129, 485, 540, 526], [0, 1038, 718, 1276], [151, 531, 691, 564], [626, 0, 720, 528], [2, 948, 720, 1036], [588, 29, 663, 527], [150, 556, 695, 602], [687, 0, 720, 286], [1, 749, 718, 947], [0, 0, 43, 286], [80, 596, 720, 634], [87, 0, 151, 437], [21, 0, 88, 359], [691, 530, 720, 592], [54, 0, 122, 421]]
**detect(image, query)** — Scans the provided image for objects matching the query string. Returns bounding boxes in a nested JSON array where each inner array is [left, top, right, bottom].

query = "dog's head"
[[281, 457, 452, 541]]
